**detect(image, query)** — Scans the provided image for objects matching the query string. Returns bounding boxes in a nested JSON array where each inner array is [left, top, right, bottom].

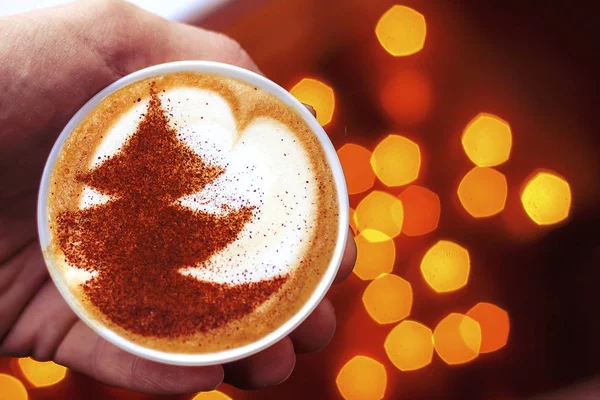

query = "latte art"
[[81, 87, 318, 285], [46, 72, 339, 353]]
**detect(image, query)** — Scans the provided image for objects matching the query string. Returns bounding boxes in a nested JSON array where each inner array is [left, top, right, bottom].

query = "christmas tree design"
[[57, 85, 287, 338]]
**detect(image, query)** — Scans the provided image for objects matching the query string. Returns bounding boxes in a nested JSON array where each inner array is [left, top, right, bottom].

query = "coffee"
[[45, 72, 339, 353]]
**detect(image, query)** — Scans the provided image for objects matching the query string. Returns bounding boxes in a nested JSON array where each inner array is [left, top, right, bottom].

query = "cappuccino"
[[45, 72, 339, 353]]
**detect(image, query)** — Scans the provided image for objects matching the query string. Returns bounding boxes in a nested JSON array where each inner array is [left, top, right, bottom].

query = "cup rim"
[[37, 60, 349, 366]]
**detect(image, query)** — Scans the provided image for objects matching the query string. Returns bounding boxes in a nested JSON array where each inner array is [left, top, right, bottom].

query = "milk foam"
[[75, 87, 317, 285]]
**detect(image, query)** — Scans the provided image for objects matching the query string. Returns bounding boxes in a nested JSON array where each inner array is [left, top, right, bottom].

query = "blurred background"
[[1, 0, 600, 399]]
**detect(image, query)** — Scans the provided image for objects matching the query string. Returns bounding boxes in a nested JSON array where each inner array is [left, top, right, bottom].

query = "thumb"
[[76, 0, 262, 76]]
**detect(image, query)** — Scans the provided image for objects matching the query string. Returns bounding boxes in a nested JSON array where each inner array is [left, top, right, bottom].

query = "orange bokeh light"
[[17, 358, 66, 388], [433, 313, 482, 365], [349, 207, 357, 234], [371, 135, 421, 187], [336, 356, 387, 400], [384, 320, 434, 371], [462, 113, 512, 167], [192, 390, 232, 400], [353, 229, 396, 280], [362, 274, 413, 324], [420, 240, 470, 293], [467, 302, 510, 353], [290, 78, 335, 125], [375, 5, 426, 57], [521, 171, 572, 225], [380, 68, 432, 125], [458, 167, 507, 218], [337, 144, 376, 195], [354, 190, 404, 240], [398, 185, 440, 236], [0, 374, 28, 400]]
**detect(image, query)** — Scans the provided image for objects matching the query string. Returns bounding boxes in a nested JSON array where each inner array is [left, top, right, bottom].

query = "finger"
[[288, 298, 335, 353], [54, 322, 223, 395], [334, 231, 356, 283], [0, 279, 76, 360], [0, 244, 49, 343], [223, 337, 295, 390], [303, 103, 317, 117]]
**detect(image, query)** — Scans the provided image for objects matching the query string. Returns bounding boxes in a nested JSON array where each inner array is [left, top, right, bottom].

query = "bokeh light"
[[17, 358, 67, 388], [420, 240, 470, 293], [0, 374, 28, 400], [290, 78, 335, 125], [457, 167, 508, 218], [398, 185, 440, 236], [433, 313, 482, 365], [380, 68, 432, 125], [192, 390, 232, 400], [375, 5, 426, 56], [336, 356, 387, 400], [354, 230, 396, 280], [467, 302, 510, 353], [384, 320, 433, 371], [338, 144, 376, 194], [462, 114, 512, 167], [521, 171, 572, 225], [349, 207, 357, 234], [362, 274, 413, 324], [371, 135, 421, 187], [354, 190, 404, 239]]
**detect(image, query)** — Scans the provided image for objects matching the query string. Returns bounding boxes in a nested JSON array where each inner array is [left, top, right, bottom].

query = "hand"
[[0, 0, 356, 394]]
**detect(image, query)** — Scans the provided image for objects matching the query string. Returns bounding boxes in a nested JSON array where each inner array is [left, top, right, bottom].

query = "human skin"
[[0, 0, 356, 394]]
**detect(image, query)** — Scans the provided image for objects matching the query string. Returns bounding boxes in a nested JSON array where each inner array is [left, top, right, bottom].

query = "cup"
[[37, 61, 349, 366]]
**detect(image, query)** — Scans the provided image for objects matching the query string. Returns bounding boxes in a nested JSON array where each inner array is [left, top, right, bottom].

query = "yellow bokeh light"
[[0, 374, 28, 400], [521, 171, 572, 225], [384, 320, 433, 371], [433, 313, 482, 365], [338, 144, 376, 195], [398, 185, 440, 236], [290, 78, 335, 126], [380, 68, 432, 125], [354, 229, 396, 280], [355, 190, 404, 240], [420, 240, 470, 293], [467, 302, 510, 354], [375, 5, 426, 57], [371, 135, 421, 187], [17, 358, 67, 388], [192, 390, 232, 400], [362, 274, 413, 324], [457, 167, 507, 218], [462, 114, 512, 167], [336, 356, 387, 400], [349, 207, 357, 234]]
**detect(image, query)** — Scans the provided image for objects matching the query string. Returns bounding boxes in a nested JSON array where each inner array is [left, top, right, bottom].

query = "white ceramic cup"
[[37, 61, 349, 366]]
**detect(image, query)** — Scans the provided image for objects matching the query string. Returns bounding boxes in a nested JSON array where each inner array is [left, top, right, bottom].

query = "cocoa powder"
[[56, 84, 287, 338]]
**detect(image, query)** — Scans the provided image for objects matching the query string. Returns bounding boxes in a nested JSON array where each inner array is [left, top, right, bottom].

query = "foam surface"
[[76, 87, 317, 284]]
